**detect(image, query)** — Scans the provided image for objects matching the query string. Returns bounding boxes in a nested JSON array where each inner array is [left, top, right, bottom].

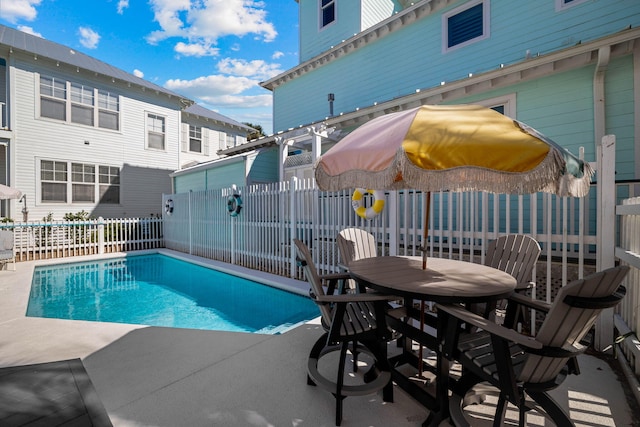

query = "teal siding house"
[[224, 0, 639, 187], [171, 147, 279, 193]]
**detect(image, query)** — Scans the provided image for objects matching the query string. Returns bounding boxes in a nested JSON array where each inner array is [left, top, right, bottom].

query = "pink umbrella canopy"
[[0, 183, 22, 200]]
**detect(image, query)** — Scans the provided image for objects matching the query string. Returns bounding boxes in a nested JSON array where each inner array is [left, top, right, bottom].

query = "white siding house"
[[0, 25, 252, 220]]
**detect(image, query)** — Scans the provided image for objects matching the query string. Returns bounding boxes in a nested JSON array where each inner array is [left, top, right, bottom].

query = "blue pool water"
[[26, 254, 318, 334]]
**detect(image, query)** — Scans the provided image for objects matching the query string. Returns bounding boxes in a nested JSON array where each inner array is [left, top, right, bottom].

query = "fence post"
[[98, 217, 105, 254], [595, 134, 616, 351], [290, 177, 298, 278]]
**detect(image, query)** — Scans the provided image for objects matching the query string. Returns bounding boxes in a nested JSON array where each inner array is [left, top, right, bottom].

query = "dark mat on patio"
[[0, 358, 112, 427]]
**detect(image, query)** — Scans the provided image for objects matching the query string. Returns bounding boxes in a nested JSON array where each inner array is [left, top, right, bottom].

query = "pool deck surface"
[[1, 250, 638, 426]]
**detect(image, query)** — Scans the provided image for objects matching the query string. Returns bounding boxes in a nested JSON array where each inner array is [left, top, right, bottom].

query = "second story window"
[[70, 83, 94, 126], [320, 0, 335, 28], [443, 0, 489, 52], [39, 74, 120, 130], [189, 125, 202, 153], [40, 76, 67, 121], [98, 90, 119, 130], [147, 113, 165, 150]]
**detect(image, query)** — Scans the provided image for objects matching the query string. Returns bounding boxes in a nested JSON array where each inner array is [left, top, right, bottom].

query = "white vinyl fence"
[[615, 196, 640, 374], [5, 217, 163, 260]]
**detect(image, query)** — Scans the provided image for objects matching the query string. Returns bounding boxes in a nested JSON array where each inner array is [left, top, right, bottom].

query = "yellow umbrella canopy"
[[315, 104, 593, 197]]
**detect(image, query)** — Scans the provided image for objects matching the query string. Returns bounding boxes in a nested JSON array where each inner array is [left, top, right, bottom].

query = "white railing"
[[615, 195, 640, 375], [3, 217, 163, 260]]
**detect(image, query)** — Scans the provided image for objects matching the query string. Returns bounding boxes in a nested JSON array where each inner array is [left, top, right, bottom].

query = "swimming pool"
[[26, 254, 318, 334]]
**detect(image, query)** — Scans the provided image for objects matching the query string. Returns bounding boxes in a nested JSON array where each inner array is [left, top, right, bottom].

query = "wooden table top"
[[348, 256, 517, 302]]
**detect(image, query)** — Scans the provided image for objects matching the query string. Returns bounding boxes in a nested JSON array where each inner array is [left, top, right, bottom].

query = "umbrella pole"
[[418, 192, 431, 377]]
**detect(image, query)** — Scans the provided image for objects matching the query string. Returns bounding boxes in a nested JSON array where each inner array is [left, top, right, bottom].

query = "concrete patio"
[[1, 251, 638, 426]]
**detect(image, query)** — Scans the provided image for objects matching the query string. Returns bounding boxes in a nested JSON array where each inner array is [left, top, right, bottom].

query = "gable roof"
[[0, 24, 191, 105], [184, 104, 253, 132]]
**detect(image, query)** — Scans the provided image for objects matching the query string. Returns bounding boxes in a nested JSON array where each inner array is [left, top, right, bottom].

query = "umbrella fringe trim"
[[315, 148, 594, 197]]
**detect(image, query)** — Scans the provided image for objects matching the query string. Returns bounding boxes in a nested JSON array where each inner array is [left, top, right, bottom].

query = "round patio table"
[[347, 256, 517, 426]]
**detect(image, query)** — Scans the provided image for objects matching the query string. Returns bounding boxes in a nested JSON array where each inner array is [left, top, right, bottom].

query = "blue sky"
[[0, 0, 300, 135]]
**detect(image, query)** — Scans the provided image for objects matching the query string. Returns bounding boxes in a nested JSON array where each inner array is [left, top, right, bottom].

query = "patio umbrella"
[[315, 104, 595, 375], [0, 183, 22, 200], [315, 105, 594, 259]]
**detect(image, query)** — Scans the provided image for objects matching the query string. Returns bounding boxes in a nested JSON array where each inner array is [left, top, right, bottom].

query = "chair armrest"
[[506, 292, 551, 312], [319, 272, 351, 281], [514, 281, 536, 292], [436, 303, 543, 350], [317, 292, 400, 303]]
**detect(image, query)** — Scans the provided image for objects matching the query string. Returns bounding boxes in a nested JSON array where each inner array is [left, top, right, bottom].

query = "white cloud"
[[133, 69, 144, 78], [0, 0, 41, 23], [117, 0, 129, 14], [217, 58, 282, 81], [146, 0, 277, 46], [17, 25, 41, 37], [198, 94, 272, 109], [174, 42, 219, 57], [271, 51, 284, 60], [165, 74, 258, 98], [78, 27, 100, 49]]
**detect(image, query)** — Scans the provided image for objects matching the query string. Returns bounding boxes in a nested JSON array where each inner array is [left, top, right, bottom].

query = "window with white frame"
[[39, 74, 120, 130], [320, 0, 336, 28], [146, 113, 166, 150], [40, 160, 120, 204], [556, 0, 589, 11], [71, 163, 96, 202], [226, 133, 235, 149], [443, 0, 489, 52], [98, 90, 119, 130], [40, 160, 68, 202], [70, 83, 94, 126], [476, 94, 517, 118], [40, 76, 67, 121], [189, 125, 202, 153], [99, 166, 120, 204]]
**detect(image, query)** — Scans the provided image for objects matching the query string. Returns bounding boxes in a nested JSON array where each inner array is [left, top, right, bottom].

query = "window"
[[320, 0, 335, 28], [556, 0, 588, 10], [39, 160, 120, 204], [39, 75, 120, 130], [189, 125, 202, 153], [40, 76, 66, 121], [71, 163, 95, 202], [98, 90, 119, 130], [226, 133, 235, 149], [41, 160, 68, 202], [70, 83, 94, 126], [443, 0, 489, 52], [99, 166, 120, 204], [476, 93, 517, 118], [147, 113, 165, 150]]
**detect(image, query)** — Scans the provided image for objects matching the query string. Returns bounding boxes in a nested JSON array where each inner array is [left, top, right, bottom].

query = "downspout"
[[594, 46, 611, 148]]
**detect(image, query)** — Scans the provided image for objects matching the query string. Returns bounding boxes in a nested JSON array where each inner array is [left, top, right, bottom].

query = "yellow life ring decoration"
[[352, 188, 385, 220], [227, 194, 243, 217]]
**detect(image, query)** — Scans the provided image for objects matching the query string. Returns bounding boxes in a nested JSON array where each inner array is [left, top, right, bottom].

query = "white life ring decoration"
[[165, 199, 174, 215], [227, 194, 243, 217], [352, 188, 385, 220]]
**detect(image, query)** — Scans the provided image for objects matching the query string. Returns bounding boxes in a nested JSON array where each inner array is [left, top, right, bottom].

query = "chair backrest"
[[293, 239, 333, 326], [518, 265, 629, 384], [337, 227, 377, 267], [485, 235, 541, 286], [0, 230, 14, 251]]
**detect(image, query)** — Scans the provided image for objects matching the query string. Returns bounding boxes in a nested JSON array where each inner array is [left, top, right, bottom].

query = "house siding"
[[247, 147, 279, 184], [276, 0, 640, 132], [10, 52, 182, 220]]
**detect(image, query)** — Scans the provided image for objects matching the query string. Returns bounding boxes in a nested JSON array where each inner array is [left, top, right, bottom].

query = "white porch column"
[[595, 134, 617, 352]]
